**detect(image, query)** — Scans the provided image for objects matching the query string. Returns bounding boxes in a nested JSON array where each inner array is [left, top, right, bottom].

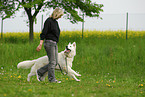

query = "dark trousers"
[[37, 40, 58, 82]]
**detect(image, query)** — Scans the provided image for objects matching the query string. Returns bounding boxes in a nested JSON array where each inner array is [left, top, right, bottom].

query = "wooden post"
[[126, 12, 128, 40], [41, 15, 43, 31], [1, 18, 3, 39], [82, 13, 84, 39]]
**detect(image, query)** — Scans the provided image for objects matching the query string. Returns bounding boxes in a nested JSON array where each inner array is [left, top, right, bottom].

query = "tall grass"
[[0, 30, 145, 97]]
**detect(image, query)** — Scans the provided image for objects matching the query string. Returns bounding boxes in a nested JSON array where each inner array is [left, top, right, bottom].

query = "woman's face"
[[56, 15, 63, 20]]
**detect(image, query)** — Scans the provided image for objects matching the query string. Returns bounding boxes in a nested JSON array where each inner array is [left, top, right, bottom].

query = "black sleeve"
[[40, 19, 50, 40]]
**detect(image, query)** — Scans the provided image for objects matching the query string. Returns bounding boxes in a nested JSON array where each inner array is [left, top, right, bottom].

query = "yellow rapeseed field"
[[1, 30, 145, 39]]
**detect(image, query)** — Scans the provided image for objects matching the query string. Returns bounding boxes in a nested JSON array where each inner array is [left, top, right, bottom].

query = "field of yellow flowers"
[[0, 30, 145, 97], [1, 30, 145, 40]]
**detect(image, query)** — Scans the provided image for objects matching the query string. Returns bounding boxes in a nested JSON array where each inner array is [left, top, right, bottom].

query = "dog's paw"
[[77, 74, 81, 77], [27, 78, 30, 82], [76, 79, 81, 82]]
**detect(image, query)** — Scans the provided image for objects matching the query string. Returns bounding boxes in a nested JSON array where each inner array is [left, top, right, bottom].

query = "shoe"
[[36, 70, 42, 81], [57, 81, 62, 83], [50, 80, 61, 83]]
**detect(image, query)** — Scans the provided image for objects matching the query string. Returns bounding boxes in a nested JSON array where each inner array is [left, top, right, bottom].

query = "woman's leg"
[[44, 41, 57, 82], [37, 64, 49, 76], [37, 40, 57, 82]]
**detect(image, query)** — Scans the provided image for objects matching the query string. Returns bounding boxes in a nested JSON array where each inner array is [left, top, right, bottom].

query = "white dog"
[[17, 42, 81, 82]]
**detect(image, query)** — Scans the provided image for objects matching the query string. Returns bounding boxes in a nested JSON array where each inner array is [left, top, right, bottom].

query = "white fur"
[[17, 42, 81, 82]]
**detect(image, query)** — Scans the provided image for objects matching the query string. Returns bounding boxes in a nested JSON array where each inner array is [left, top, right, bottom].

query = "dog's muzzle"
[[65, 46, 71, 53]]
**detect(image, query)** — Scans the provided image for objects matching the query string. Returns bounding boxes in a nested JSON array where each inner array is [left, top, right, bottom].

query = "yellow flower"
[[18, 75, 21, 78], [10, 76, 13, 78], [66, 78, 68, 80], [139, 84, 144, 87], [85, 35, 88, 38], [4, 94, 7, 96], [106, 84, 111, 87], [28, 89, 32, 92], [113, 80, 116, 83], [96, 81, 99, 83]]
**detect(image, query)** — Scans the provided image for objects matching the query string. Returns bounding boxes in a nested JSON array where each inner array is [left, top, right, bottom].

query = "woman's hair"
[[50, 8, 64, 19]]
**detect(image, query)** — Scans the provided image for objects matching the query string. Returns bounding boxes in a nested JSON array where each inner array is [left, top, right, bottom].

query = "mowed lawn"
[[0, 31, 145, 97]]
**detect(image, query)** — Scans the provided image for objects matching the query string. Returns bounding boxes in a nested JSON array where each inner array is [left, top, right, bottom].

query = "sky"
[[93, 0, 145, 14], [1, 0, 145, 32], [15, 0, 145, 15]]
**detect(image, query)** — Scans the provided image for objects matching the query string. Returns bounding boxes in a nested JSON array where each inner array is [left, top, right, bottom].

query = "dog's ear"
[[73, 42, 76, 47], [69, 42, 71, 45]]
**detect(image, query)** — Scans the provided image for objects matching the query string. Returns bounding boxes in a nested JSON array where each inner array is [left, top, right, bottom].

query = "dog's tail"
[[17, 60, 36, 69]]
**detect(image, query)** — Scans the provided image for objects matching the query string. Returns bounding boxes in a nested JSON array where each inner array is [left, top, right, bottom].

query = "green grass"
[[0, 31, 145, 97]]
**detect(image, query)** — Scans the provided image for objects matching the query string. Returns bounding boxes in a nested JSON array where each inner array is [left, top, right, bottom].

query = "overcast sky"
[[1, 0, 145, 32], [93, 0, 145, 14], [16, 0, 145, 15]]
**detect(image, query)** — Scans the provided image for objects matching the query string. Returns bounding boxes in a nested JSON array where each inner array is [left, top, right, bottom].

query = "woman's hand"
[[36, 40, 43, 52], [36, 44, 42, 52]]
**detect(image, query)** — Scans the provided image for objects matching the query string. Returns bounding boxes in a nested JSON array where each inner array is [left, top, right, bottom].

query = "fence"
[[0, 13, 145, 34]]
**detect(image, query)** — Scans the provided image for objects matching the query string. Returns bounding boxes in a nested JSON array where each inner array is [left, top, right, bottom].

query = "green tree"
[[0, 0, 103, 41], [0, 0, 18, 19]]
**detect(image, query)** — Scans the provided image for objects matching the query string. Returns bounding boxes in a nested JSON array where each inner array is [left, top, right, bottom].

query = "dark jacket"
[[40, 17, 60, 43]]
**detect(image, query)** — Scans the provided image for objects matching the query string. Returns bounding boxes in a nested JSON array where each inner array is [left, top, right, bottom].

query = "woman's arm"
[[36, 40, 44, 52], [36, 18, 50, 52]]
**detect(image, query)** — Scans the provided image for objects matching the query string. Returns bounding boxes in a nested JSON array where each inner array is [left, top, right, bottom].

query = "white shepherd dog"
[[17, 42, 81, 82]]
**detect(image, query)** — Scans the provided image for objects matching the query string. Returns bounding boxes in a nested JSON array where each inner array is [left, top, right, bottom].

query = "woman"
[[36, 8, 64, 83]]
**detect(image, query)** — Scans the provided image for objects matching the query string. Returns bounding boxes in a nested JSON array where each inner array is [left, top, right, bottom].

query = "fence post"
[[126, 12, 128, 40], [1, 18, 3, 39], [41, 15, 43, 31], [82, 13, 84, 39]]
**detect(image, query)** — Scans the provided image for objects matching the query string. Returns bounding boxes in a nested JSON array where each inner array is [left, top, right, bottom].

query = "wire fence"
[[0, 13, 145, 33]]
